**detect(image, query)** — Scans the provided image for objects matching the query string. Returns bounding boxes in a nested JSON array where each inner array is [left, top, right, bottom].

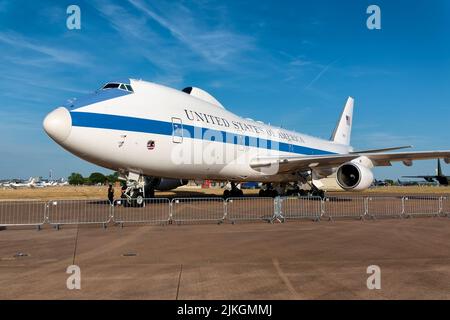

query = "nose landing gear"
[[119, 173, 155, 207]]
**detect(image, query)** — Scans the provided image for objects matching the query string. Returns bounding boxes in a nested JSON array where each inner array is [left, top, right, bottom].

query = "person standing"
[[107, 183, 114, 205]]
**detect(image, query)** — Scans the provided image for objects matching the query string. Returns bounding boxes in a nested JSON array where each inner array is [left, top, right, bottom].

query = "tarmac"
[[1, 216, 449, 299]]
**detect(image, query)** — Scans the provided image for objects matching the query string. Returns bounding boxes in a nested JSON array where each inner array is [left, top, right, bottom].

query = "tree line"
[[68, 172, 119, 185]]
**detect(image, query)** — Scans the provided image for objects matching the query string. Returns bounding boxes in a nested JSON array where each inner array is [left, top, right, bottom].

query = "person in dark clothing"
[[107, 183, 114, 205]]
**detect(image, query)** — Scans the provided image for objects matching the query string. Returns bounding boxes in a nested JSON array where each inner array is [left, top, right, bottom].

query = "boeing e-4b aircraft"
[[43, 79, 450, 205]]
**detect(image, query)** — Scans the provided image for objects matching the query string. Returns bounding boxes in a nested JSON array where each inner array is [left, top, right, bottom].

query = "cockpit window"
[[101, 82, 134, 92], [102, 83, 120, 89]]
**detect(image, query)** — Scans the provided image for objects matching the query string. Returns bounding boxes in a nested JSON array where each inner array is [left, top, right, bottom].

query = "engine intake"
[[336, 162, 374, 191]]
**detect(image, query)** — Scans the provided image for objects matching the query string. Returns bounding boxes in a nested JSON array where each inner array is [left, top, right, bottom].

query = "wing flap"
[[350, 145, 412, 154], [366, 151, 450, 163], [250, 150, 450, 174]]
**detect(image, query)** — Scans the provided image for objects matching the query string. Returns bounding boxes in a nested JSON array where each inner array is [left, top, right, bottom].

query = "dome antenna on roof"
[[181, 86, 225, 109]]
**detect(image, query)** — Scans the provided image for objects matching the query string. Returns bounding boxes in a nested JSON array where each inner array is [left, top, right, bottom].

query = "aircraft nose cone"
[[43, 107, 72, 143]]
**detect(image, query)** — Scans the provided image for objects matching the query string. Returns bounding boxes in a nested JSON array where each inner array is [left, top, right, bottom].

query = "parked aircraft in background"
[[8, 178, 36, 189], [396, 179, 437, 187], [43, 79, 450, 205], [402, 159, 449, 186], [372, 179, 388, 187], [0, 177, 69, 189]]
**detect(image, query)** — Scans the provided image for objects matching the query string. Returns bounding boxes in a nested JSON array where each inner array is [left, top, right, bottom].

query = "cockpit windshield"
[[101, 82, 134, 92]]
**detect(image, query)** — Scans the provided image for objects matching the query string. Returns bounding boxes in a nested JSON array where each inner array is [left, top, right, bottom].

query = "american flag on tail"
[[346, 115, 351, 126]]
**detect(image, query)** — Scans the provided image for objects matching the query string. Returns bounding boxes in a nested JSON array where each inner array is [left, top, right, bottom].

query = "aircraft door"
[[172, 117, 183, 143], [238, 135, 245, 151]]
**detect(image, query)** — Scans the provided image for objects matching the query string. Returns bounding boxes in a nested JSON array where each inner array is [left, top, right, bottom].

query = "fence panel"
[[0, 200, 46, 227], [367, 196, 403, 219], [280, 197, 322, 221], [322, 196, 366, 220], [226, 197, 274, 223], [402, 196, 441, 217], [442, 196, 450, 216], [47, 199, 111, 225], [113, 198, 170, 224], [171, 198, 225, 224]]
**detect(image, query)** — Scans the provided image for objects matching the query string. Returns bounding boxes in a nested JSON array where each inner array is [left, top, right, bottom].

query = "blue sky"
[[0, 0, 449, 180]]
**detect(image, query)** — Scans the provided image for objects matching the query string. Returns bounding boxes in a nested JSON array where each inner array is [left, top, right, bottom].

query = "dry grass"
[[346, 185, 450, 195], [0, 185, 449, 200]]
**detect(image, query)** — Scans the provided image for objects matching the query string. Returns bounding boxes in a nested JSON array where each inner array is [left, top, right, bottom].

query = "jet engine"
[[336, 162, 374, 191], [145, 177, 188, 191]]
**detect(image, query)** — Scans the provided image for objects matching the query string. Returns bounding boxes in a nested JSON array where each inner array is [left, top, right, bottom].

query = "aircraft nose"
[[43, 107, 72, 143]]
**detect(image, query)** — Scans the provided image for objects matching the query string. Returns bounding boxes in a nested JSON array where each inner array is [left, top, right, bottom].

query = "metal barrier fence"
[[225, 197, 274, 223], [366, 196, 403, 219], [47, 199, 111, 227], [402, 196, 441, 217], [442, 197, 450, 217], [279, 197, 322, 221], [171, 198, 225, 224], [113, 198, 170, 225], [0, 195, 449, 229], [322, 196, 366, 220], [0, 200, 46, 227]]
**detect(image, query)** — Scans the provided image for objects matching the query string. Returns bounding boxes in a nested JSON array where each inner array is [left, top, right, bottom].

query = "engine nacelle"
[[336, 162, 374, 191], [146, 177, 188, 191]]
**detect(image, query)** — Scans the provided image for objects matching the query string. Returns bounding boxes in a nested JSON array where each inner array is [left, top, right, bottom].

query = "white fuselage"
[[45, 80, 351, 182]]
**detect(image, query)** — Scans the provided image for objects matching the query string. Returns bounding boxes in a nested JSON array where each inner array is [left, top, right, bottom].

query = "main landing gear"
[[258, 183, 279, 197], [223, 182, 243, 199], [307, 183, 325, 199], [297, 171, 326, 199], [257, 178, 326, 199]]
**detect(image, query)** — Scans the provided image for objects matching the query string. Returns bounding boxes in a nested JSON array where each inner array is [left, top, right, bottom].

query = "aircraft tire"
[[232, 189, 243, 197], [132, 191, 144, 207]]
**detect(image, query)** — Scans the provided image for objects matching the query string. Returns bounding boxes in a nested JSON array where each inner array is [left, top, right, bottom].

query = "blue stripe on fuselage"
[[70, 111, 336, 156]]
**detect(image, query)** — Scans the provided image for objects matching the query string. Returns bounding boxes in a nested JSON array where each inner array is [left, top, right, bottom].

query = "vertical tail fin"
[[330, 97, 354, 146]]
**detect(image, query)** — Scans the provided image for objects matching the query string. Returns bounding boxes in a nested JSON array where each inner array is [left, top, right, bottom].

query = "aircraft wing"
[[250, 150, 450, 174]]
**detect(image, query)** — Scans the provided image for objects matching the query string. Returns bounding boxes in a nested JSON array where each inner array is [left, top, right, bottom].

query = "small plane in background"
[[1, 177, 70, 188], [396, 179, 419, 186], [9, 178, 36, 189], [372, 179, 388, 187], [402, 159, 449, 186]]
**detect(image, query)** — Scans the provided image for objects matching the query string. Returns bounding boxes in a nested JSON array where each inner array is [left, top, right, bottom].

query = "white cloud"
[[305, 59, 339, 89], [0, 31, 91, 67], [127, 0, 255, 66]]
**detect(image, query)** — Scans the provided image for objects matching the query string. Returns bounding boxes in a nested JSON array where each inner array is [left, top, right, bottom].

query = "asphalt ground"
[[0, 216, 449, 299]]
